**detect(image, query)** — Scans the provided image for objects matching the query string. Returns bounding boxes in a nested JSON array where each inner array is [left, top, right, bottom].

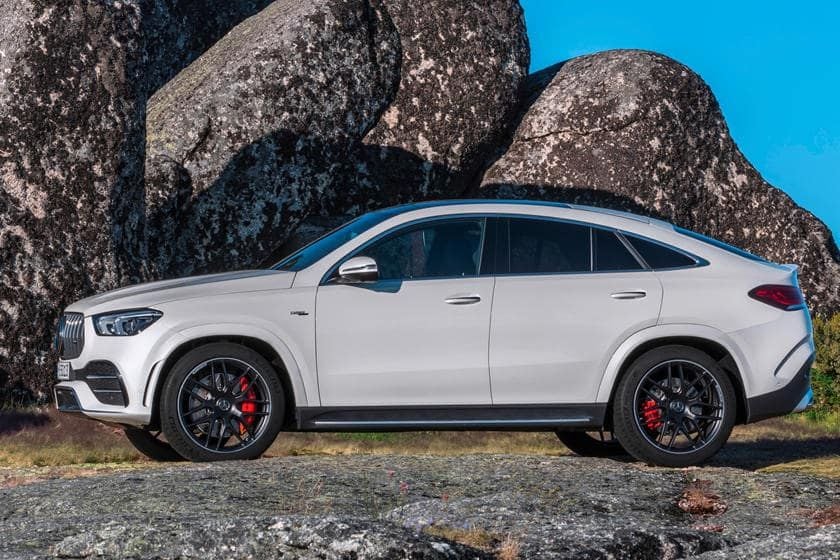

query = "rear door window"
[[508, 218, 591, 274]]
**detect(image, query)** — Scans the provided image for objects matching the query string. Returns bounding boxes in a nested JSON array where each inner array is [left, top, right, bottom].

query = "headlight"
[[93, 309, 162, 336]]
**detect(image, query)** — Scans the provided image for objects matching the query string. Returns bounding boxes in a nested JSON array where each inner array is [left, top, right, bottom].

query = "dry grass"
[[759, 457, 840, 479], [265, 430, 568, 458], [0, 408, 141, 468], [1, 408, 837, 481], [425, 525, 520, 558]]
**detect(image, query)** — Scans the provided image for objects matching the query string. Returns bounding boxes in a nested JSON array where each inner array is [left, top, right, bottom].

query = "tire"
[[613, 345, 736, 468], [160, 342, 285, 462], [555, 430, 627, 457], [123, 427, 184, 462]]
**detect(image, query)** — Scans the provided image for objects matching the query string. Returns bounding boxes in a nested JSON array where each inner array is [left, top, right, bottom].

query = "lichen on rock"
[[143, 0, 402, 278]]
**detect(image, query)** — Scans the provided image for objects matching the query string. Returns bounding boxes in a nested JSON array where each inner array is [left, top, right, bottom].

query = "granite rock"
[[0, 0, 272, 396], [143, 0, 401, 278], [479, 50, 840, 315]]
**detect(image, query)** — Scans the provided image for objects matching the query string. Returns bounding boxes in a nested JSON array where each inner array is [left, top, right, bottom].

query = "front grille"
[[56, 312, 85, 359]]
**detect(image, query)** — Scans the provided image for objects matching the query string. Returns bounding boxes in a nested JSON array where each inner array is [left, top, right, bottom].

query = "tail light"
[[748, 284, 805, 311]]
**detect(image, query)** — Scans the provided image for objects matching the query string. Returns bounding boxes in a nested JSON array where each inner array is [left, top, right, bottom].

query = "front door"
[[316, 217, 495, 406]]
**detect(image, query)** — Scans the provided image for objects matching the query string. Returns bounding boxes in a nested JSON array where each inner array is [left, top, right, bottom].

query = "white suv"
[[54, 200, 814, 466]]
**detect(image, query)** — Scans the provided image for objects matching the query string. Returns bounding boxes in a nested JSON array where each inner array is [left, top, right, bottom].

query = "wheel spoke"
[[666, 423, 678, 448], [215, 421, 226, 451], [182, 403, 210, 417], [185, 417, 212, 429], [640, 386, 665, 403], [184, 378, 214, 395]]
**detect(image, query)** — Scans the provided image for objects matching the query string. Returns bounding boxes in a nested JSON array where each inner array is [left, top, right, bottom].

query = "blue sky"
[[520, 1, 839, 236]]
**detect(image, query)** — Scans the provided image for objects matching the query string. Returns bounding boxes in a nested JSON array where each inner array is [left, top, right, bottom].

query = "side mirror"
[[338, 256, 378, 283]]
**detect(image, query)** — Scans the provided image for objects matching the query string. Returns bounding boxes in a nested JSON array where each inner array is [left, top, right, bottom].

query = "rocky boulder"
[[143, 0, 401, 278], [330, 0, 530, 212], [0, 0, 273, 397], [479, 50, 840, 315]]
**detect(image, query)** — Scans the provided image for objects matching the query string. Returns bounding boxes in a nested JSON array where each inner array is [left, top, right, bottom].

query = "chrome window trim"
[[317, 212, 708, 285]]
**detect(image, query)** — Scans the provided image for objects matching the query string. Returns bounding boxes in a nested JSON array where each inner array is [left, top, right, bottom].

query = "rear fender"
[[596, 324, 752, 403]]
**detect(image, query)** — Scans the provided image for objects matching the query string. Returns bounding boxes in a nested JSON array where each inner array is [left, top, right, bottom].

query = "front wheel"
[[555, 430, 627, 457], [160, 342, 285, 462], [613, 345, 736, 467]]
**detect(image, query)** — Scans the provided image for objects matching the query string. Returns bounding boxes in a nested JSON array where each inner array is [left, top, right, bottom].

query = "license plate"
[[56, 361, 71, 381]]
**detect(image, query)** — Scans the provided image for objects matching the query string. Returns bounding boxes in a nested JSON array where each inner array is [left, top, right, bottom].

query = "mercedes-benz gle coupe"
[[54, 200, 814, 466]]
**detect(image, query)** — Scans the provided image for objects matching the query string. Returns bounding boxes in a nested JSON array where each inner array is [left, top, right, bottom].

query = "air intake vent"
[[56, 313, 85, 359]]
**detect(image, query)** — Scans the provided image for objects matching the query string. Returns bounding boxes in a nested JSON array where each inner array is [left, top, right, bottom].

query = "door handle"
[[445, 295, 482, 305], [611, 290, 647, 300]]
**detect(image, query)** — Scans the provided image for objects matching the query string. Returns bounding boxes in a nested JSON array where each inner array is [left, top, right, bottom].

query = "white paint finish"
[[489, 272, 662, 404], [57, 200, 814, 428], [315, 278, 494, 405]]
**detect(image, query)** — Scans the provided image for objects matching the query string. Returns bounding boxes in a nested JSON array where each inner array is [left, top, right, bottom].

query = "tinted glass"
[[361, 219, 485, 280], [594, 229, 643, 271], [508, 218, 590, 274], [675, 226, 767, 263], [273, 208, 405, 271], [625, 234, 696, 269]]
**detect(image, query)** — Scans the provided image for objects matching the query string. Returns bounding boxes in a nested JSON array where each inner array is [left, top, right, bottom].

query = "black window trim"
[[618, 231, 709, 271], [498, 215, 651, 278], [318, 212, 707, 285], [320, 214, 493, 285]]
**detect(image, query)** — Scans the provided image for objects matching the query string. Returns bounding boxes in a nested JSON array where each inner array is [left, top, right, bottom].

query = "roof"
[[380, 199, 657, 225]]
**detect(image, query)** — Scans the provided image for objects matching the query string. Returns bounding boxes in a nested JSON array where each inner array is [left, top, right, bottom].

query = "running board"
[[296, 404, 607, 431]]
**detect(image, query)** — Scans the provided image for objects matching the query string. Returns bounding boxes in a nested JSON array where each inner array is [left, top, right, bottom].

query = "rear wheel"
[[556, 430, 626, 457], [613, 345, 736, 467], [160, 342, 285, 462], [123, 427, 183, 462]]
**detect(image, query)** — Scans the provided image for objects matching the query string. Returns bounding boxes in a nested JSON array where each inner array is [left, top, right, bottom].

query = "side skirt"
[[295, 404, 607, 432]]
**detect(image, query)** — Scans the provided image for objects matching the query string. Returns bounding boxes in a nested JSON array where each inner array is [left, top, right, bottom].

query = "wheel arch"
[[598, 327, 750, 426], [146, 333, 305, 430]]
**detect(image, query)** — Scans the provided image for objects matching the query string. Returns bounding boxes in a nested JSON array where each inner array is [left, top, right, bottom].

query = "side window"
[[594, 229, 643, 271], [624, 234, 697, 269], [360, 219, 485, 280], [508, 218, 590, 274]]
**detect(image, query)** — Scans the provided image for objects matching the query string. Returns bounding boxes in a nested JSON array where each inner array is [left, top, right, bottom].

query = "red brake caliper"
[[641, 398, 663, 430], [239, 377, 257, 434]]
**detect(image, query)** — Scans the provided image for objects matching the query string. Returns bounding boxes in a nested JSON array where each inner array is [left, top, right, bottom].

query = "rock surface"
[[1, 455, 837, 559], [334, 0, 529, 211], [478, 50, 840, 315], [0, 0, 271, 396], [143, 0, 401, 278]]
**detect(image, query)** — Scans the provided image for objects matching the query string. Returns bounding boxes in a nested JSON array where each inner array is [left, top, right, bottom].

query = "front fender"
[[146, 322, 313, 409], [595, 323, 752, 403]]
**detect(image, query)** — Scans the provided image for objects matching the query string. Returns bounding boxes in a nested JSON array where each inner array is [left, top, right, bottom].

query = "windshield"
[[675, 226, 768, 263], [272, 208, 404, 271]]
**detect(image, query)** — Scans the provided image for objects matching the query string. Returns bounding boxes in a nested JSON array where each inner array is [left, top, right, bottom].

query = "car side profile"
[[54, 200, 814, 466]]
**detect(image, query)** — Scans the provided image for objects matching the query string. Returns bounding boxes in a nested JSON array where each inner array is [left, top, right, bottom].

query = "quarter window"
[[625, 234, 696, 269], [508, 218, 590, 274], [360, 219, 485, 280], [594, 229, 643, 271]]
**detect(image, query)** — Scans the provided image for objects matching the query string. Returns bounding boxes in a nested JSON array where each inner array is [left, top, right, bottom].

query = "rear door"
[[489, 218, 663, 404]]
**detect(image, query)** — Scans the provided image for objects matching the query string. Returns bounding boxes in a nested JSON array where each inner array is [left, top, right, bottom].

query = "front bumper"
[[746, 353, 814, 423]]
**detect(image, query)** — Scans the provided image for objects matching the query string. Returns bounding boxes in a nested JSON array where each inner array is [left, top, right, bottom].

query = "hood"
[[67, 270, 295, 315]]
